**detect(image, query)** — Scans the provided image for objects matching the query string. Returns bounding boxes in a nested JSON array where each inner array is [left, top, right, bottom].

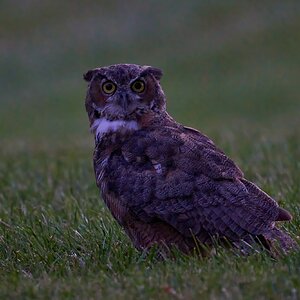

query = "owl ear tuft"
[[142, 67, 163, 80], [83, 69, 99, 82]]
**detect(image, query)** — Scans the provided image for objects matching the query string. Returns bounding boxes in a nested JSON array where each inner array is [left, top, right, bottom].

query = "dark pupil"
[[106, 83, 113, 91], [135, 82, 142, 90]]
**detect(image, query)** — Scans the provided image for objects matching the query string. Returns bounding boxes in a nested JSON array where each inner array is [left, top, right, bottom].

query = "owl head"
[[84, 64, 165, 128]]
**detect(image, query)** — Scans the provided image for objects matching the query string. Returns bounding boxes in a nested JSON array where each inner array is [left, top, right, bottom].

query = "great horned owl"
[[83, 63, 296, 256]]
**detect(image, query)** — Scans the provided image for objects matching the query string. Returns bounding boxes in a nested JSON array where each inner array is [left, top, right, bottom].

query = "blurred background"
[[0, 0, 300, 149]]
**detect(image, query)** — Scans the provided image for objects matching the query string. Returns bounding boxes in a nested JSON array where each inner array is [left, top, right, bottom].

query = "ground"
[[0, 1, 300, 299]]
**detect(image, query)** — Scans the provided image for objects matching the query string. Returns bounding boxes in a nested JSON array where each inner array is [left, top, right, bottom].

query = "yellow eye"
[[131, 80, 145, 93], [102, 81, 116, 95]]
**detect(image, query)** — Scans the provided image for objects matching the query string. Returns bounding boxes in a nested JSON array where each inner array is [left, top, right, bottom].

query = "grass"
[[0, 1, 300, 299]]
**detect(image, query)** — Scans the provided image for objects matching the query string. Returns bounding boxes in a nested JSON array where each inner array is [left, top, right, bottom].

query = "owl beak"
[[118, 93, 131, 111]]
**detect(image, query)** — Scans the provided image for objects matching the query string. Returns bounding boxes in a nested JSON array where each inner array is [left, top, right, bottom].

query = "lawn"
[[0, 1, 300, 299]]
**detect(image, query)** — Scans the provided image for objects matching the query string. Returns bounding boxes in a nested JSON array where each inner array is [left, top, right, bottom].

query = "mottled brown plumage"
[[83, 63, 296, 256]]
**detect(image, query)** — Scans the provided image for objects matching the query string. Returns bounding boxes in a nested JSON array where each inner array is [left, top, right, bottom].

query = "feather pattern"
[[94, 121, 296, 255]]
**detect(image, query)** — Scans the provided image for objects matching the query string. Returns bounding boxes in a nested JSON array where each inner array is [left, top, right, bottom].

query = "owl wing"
[[107, 126, 288, 242]]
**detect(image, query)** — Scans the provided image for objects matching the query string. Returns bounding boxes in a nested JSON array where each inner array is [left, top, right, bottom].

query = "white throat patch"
[[91, 118, 139, 139]]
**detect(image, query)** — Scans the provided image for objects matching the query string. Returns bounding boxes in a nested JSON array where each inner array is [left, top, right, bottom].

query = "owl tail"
[[262, 227, 298, 256]]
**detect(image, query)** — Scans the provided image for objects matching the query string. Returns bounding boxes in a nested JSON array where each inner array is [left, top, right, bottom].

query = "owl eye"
[[131, 80, 145, 93], [102, 81, 116, 95]]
